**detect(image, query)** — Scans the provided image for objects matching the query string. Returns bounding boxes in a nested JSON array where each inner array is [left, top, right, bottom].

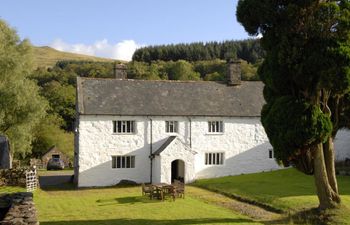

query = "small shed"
[[41, 146, 70, 168], [0, 135, 12, 169]]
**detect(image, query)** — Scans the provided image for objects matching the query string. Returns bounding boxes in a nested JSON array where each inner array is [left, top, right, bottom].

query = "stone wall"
[[0, 169, 27, 187], [0, 192, 39, 225], [0, 168, 36, 187]]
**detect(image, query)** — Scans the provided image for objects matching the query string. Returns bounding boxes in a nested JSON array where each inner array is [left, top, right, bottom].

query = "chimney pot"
[[114, 63, 127, 79]]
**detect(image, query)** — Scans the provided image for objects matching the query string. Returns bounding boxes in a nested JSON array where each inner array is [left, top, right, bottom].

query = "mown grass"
[[192, 168, 350, 224], [37, 168, 74, 176], [0, 186, 26, 194], [34, 185, 261, 225]]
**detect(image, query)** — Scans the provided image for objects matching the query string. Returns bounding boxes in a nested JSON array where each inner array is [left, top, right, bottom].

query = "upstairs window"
[[269, 149, 274, 159], [112, 156, 135, 169], [165, 121, 178, 133], [208, 121, 224, 133], [113, 120, 135, 134], [205, 152, 224, 165]]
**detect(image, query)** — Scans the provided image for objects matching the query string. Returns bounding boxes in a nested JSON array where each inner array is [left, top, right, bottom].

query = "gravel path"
[[187, 186, 282, 222]]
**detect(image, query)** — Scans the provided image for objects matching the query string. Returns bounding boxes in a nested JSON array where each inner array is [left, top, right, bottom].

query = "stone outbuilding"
[[0, 135, 12, 169], [42, 146, 71, 168]]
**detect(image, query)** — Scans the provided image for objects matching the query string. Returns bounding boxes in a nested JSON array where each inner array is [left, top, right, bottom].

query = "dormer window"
[[113, 120, 135, 134], [208, 121, 224, 133], [165, 121, 178, 133]]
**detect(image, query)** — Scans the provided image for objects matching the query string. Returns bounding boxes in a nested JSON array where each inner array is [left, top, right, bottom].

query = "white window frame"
[[268, 149, 274, 159], [205, 152, 224, 165], [112, 155, 135, 169], [165, 121, 178, 133], [113, 120, 136, 134], [208, 121, 224, 133]]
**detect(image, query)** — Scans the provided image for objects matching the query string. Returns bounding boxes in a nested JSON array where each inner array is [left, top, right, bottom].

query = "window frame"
[[205, 152, 225, 165], [112, 120, 136, 134], [165, 121, 179, 133], [208, 121, 224, 133], [268, 149, 274, 159], [112, 155, 136, 169]]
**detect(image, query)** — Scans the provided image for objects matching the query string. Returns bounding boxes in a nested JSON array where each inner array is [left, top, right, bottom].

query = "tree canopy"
[[132, 39, 264, 64], [0, 19, 47, 157], [237, 0, 350, 209]]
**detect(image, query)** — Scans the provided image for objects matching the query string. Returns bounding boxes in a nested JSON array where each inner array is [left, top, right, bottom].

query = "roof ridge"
[[78, 76, 262, 84]]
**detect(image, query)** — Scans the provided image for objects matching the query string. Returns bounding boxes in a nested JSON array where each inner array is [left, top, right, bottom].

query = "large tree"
[[0, 20, 47, 157], [237, 1, 350, 209]]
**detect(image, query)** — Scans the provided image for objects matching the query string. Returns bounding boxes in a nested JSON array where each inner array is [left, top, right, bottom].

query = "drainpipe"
[[149, 118, 153, 183], [189, 117, 192, 148]]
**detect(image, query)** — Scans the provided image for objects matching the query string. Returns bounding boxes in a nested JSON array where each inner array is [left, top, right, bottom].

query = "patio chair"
[[173, 180, 185, 198], [150, 185, 162, 200], [141, 183, 152, 196], [162, 185, 176, 201]]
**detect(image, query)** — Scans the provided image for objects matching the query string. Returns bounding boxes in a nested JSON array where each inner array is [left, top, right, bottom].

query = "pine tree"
[[237, 0, 350, 209]]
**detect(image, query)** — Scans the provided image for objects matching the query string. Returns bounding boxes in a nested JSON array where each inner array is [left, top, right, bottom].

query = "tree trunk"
[[323, 137, 340, 196], [313, 143, 340, 210]]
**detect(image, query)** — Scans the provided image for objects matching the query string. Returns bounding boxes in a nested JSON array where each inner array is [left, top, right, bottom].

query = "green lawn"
[[0, 186, 26, 194], [193, 169, 350, 224], [37, 168, 74, 176], [192, 168, 350, 212], [34, 185, 261, 225]]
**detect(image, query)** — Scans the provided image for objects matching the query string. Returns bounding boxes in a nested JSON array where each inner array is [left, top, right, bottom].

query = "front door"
[[171, 159, 185, 183]]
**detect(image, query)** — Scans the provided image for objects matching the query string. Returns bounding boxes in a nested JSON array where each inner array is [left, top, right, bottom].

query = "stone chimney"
[[226, 60, 241, 86], [114, 63, 127, 79]]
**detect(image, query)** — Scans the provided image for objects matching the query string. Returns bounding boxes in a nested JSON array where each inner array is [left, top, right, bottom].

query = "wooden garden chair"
[[161, 185, 176, 201], [173, 180, 185, 198], [141, 183, 152, 196]]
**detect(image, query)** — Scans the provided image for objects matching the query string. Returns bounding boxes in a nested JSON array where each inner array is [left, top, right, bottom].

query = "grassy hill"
[[32, 46, 117, 68]]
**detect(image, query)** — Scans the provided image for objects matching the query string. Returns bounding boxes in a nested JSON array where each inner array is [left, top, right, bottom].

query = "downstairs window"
[[205, 152, 224, 165], [112, 156, 135, 168]]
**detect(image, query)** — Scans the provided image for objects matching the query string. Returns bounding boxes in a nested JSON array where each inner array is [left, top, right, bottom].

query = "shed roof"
[[41, 146, 67, 159], [77, 77, 264, 117]]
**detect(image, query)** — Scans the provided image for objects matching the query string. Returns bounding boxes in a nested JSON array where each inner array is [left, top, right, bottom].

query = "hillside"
[[32, 46, 117, 68]]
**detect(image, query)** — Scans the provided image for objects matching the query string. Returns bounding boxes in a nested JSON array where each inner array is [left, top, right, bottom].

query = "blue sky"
[[0, 0, 251, 60]]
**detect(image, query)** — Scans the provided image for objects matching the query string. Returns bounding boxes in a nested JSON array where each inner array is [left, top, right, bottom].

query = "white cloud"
[[50, 39, 143, 61]]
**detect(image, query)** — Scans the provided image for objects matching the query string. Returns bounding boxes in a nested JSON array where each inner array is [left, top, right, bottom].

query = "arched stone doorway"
[[171, 159, 185, 183]]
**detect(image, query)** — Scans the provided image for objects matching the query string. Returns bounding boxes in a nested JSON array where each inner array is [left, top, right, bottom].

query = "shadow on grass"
[[96, 192, 186, 206], [262, 208, 325, 225], [263, 206, 350, 225], [39, 182, 139, 192], [96, 196, 165, 206], [39, 182, 76, 191], [40, 218, 256, 225]]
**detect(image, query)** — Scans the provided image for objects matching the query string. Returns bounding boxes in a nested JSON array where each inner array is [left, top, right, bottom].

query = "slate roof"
[[152, 136, 177, 156], [41, 146, 67, 159], [77, 77, 264, 117]]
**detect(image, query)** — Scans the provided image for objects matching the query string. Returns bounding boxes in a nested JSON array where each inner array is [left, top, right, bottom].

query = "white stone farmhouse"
[[74, 62, 350, 187]]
